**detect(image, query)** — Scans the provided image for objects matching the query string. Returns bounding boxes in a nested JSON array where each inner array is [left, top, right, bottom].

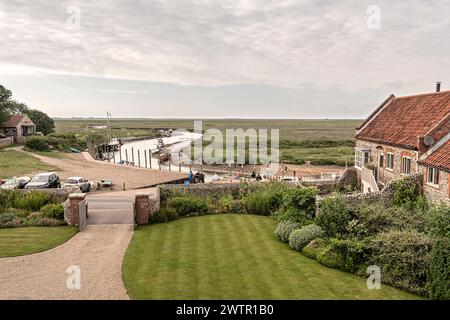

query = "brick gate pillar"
[[66, 193, 86, 226], [135, 193, 150, 225]]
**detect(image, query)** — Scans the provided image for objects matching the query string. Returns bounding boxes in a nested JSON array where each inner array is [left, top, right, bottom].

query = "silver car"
[[0, 176, 31, 190], [62, 177, 92, 192]]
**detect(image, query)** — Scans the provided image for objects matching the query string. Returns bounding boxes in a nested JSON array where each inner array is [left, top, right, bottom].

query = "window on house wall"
[[401, 156, 411, 174], [427, 167, 439, 185], [380, 154, 384, 168], [387, 153, 394, 170], [355, 150, 370, 168]]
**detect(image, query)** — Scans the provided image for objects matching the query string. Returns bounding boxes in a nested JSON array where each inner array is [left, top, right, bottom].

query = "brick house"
[[354, 88, 450, 203], [417, 138, 450, 203], [0, 114, 36, 143]]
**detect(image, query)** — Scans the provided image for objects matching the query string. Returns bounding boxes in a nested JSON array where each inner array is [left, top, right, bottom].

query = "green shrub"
[[302, 238, 327, 259], [426, 204, 450, 238], [264, 181, 289, 212], [25, 136, 50, 151], [3, 208, 30, 218], [427, 238, 450, 300], [217, 195, 234, 213], [390, 178, 420, 208], [281, 187, 317, 218], [275, 220, 301, 243], [23, 212, 66, 227], [230, 199, 245, 214], [40, 203, 64, 219], [316, 245, 341, 269], [289, 224, 324, 251], [274, 208, 314, 225], [0, 190, 20, 209], [316, 196, 352, 238], [0, 212, 15, 224], [370, 230, 434, 296], [14, 192, 52, 211], [167, 196, 208, 216], [244, 190, 270, 215], [329, 238, 370, 274], [149, 207, 179, 224]]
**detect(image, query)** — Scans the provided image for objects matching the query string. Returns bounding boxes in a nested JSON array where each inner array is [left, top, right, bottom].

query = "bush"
[[264, 182, 289, 212], [149, 207, 179, 224], [40, 203, 64, 219], [23, 212, 66, 227], [427, 238, 450, 300], [25, 136, 50, 151], [302, 238, 327, 259], [370, 230, 434, 296], [275, 220, 301, 243], [216, 195, 234, 213], [0, 212, 15, 224], [281, 187, 317, 218], [3, 208, 30, 218], [289, 224, 324, 251], [426, 204, 450, 238], [14, 192, 53, 211], [390, 178, 420, 208], [230, 199, 245, 214], [244, 190, 270, 215], [329, 238, 370, 274], [316, 196, 352, 238], [167, 196, 208, 217], [274, 208, 314, 225]]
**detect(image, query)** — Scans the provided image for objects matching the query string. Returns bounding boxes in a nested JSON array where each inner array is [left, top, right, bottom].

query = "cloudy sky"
[[0, 0, 449, 118]]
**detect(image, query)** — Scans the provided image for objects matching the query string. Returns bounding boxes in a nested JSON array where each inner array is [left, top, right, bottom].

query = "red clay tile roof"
[[356, 90, 450, 149], [418, 140, 450, 172], [2, 114, 25, 127]]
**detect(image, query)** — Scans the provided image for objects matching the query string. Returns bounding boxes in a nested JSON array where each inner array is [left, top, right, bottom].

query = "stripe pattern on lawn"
[[123, 214, 419, 300]]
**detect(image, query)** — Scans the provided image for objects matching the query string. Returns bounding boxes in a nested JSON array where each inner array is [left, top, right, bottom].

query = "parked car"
[[62, 177, 92, 192], [26, 172, 60, 189], [0, 176, 31, 190]]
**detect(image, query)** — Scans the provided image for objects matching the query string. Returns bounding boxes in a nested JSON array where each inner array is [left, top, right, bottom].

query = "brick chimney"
[[436, 81, 441, 92]]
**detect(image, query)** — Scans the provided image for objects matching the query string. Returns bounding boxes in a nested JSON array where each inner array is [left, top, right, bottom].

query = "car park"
[[0, 176, 31, 190], [62, 177, 92, 192], [25, 172, 60, 189]]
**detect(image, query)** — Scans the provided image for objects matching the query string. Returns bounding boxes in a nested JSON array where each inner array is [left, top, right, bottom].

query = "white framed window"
[[386, 152, 394, 170], [355, 149, 370, 169], [427, 167, 439, 186], [401, 156, 411, 175]]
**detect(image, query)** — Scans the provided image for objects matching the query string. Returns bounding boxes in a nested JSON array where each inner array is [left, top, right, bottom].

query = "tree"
[[0, 84, 55, 135], [0, 85, 12, 103], [27, 109, 55, 135]]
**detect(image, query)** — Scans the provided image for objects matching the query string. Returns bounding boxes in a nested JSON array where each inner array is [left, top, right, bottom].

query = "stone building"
[[0, 114, 36, 143], [354, 86, 449, 203], [417, 138, 449, 203]]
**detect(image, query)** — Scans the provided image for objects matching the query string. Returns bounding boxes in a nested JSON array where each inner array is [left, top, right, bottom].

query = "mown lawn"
[[0, 150, 59, 178], [123, 215, 419, 300], [0, 227, 78, 257]]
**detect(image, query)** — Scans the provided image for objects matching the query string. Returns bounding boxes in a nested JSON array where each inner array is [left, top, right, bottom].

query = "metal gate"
[[78, 200, 88, 231]]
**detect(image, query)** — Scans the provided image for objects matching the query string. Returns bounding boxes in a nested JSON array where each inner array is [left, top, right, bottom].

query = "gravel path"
[[12, 147, 187, 190], [0, 224, 133, 300]]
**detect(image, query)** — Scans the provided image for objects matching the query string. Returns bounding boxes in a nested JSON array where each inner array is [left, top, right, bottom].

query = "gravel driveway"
[[0, 225, 133, 300]]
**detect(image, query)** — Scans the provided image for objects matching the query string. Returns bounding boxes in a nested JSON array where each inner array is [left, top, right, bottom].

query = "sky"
[[0, 0, 449, 118]]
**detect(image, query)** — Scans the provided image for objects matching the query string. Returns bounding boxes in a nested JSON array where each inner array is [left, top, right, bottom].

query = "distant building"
[[354, 85, 449, 203], [0, 114, 36, 143]]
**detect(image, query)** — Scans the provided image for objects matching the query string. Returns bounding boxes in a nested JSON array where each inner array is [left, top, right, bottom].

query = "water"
[[110, 132, 230, 183]]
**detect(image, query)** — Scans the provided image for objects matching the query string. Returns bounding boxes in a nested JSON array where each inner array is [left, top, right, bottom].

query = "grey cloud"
[[0, 0, 449, 92]]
